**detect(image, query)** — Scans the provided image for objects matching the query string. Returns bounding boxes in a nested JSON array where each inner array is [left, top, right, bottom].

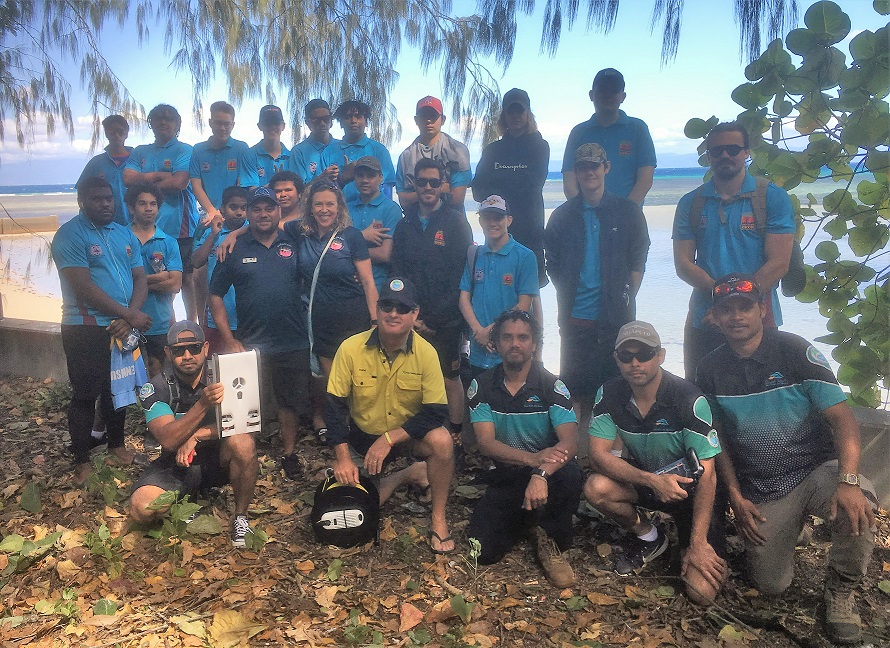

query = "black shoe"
[[615, 524, 669, 576], [281, 453, 301, 480]]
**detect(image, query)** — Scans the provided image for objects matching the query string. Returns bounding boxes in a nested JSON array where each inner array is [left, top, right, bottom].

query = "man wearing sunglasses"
[[584, 321, 726, 604], [673, 121, 796, 380], [288, 99, 340, 185], [130, 321, 259, 549], [326, 277, 455, 554], [697, 274, 876, 644]]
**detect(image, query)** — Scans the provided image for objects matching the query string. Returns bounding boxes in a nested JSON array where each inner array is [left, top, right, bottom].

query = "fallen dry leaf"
[[207, 609, 266, 647], [586, 592, 619, 606], [399, 602, 424, 632]]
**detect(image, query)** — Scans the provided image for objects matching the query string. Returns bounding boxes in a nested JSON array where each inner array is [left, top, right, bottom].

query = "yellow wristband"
[[384, 431, 394, 447]]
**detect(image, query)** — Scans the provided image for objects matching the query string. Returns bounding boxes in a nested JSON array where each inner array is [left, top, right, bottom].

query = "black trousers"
[[467, 461, 583, 565], [61, 325, 127, 465]]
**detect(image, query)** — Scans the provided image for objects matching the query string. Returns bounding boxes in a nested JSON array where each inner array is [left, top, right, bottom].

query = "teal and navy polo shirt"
[[468, 361, 576, 454], [695, 330, 845, 504], [589, 369, 721, 472], [459, 236, 540, 369]]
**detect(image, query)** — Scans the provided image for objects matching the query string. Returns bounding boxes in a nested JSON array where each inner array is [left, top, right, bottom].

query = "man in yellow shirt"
[[327, 277, 455, 554]]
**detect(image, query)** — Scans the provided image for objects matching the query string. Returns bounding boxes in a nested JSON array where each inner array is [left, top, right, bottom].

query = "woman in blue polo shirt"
[[284, 180, 379, 437]]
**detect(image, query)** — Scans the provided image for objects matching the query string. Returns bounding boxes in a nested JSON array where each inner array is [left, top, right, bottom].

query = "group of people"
[[59, 68, 877, 644]]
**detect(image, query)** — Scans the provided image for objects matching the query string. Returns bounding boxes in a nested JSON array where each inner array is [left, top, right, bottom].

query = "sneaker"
[[531, 526, 575, 588], [231, 514, 252, 548], [615, 524, 669, 576], [144, 432, 162, 453], [281, 453, 300, 479], [824, 582, 862, 645]]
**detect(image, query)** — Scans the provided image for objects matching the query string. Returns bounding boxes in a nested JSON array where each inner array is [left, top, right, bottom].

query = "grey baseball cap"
[[167, 321, 205, 345]]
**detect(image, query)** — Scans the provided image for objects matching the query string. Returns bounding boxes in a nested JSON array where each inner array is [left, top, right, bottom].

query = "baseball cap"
[[502, 88, 530, 111], [416, 96, 444, 115], [247, 186, 279, 206], [592, 68, 625, 92], [378, 277, 418, 309], [258, 105, 285, 125], [167, 321, 205, 346], [353, 156, 382, 173], [711, 273, 763, 307], [304, 99, 331, 116], [614, 321, 661, 350], [574, 142, 608, 166], [478, 194, 509, 216]]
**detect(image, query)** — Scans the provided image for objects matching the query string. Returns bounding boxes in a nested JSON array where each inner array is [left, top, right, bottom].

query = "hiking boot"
[[615, 524, 669, 576], [281, 453, 301, 479], [231, 514, 253, 548], [531, 526, 575, 588], [824, 582, 862, 645]]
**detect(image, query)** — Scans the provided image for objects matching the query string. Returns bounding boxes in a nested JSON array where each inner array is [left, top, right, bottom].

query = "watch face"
[[839, 473, 860, 485]]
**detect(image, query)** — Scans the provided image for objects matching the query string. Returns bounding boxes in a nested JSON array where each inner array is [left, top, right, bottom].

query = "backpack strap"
[[688, 185, 707, 230], [750, 176, 770, 235], [466, 243, 479, 299], [164, 371, 182, 414]]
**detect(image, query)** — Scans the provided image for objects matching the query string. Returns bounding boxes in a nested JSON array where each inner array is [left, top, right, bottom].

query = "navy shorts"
[[132, 439, 228, 500]]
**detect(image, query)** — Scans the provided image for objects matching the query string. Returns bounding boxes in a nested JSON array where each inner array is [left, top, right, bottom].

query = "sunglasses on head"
[[414, 177, 442, 188], [378, 301, 413, 314], [707, 144, 746, 158], [615, 346, 660, 364], [712, 279, 759, 300], [170, 343, 204, 357]]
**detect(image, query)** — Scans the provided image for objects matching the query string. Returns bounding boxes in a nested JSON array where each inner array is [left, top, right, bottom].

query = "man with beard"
[[672, 121, 795, 379], [466, 309, 581, 588]]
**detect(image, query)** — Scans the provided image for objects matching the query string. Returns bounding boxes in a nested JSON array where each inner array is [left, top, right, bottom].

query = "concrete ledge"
[[0, 317, 66, 382]]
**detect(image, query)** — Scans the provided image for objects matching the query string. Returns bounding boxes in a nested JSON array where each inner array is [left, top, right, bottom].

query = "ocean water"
[[0, 172, 850, 377]]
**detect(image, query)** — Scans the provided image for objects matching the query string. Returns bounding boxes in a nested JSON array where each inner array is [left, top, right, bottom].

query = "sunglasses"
[[308, 115, 332, 123], [414, 177, 442, 188], [170, 343, 204, 358], [378, 301, 413, 314], [615, 346, 660, 364], [712, 279, 759, 300], [707, 144, 746, 158]]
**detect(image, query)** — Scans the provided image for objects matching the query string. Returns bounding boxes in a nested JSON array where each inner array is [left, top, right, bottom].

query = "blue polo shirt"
[[561, 110, 657, 199], [51, 213, 143, 326], [572, 201, 602, 319], [245, 141, 291, 186], [284, 223, 370, 303], [288, 136, 340, 184], [672, 173, 796, 329], [208, 229, 308, 354], [346, 193, 403, 290], [459, 236, 539, 369], [125, 138, 197, 238], [189, 138, 252, 208], [193, 226, 237, 330], [77, 147, 133, 225], [321, 135, 396, 202], [137, 227, 183, 336]]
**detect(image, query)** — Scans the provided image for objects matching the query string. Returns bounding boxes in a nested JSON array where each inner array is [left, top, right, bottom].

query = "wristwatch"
[[837, 472, 861, 487], [532, 468, 549, 481]]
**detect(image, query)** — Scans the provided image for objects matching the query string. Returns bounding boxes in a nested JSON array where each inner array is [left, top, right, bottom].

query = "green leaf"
[[146, 490, 179, 511], [0, 534, 25, 553], [563, 595, 589, 611], [815, 241, 840, 262], [20, 482, 42, 514], [875, 0, 890, 16], [785, 28, 821, 55], [878, 580, 890, 595], [186, 514, 222, 535], [449, 594, 474, 623], [654, 585, 675, 597], [244, 528, 268, 552], [804, 1, 851, 44], [731, 83, 769, 109], [92, 599, 119, 616], [173, 567, 186, 577], [684, 117, 712, 139], [326, 558, 343, 581], [856, 179, 886, 206]]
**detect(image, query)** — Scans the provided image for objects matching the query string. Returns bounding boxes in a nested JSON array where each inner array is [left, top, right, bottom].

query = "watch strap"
[[837, 472, 860, 486]]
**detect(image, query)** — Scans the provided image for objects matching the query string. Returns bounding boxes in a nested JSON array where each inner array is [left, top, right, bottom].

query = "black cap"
[[304, 99, 331, 117], [592, 68, 625, 92], [258, 105, 284, 125], [502, 88, 530, 111], [378, 277, 418, 309], [711, 273, 764, 307]]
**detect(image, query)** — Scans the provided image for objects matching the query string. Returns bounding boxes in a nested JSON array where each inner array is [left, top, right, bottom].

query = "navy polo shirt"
[[285, 223, 370, 303], [208, 229, 308, 353]]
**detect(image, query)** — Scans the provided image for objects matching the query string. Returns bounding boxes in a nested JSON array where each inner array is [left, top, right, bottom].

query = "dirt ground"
[[1, 375, 888, 647]]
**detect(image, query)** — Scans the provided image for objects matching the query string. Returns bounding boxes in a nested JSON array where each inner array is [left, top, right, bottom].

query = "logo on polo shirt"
[[467, 379, 478, 400], [227, 159, 237, 171], [98, 171, 106, 180], [138, 383, 155, 400], [806, 345, 832, 371], [502, 273, 513, 286], [698, 214, 707, 229], [277, 243, 294, 258], [707, 429, 720, 448], [258, 167, 265, 177], [330, 237, 344, 251], [619, 141, 632, 156], [553, 379, 570, 400], [655, 418, 670, 428], [90, 244, 102, 257], [125, 245, 132, 257], [201, 161, 211, 172], [741, 214, 756, 231], [139, 158, 147, 168], [765, 371, 788, 387], [163, 159, 172, 169], [309, 161, 317, 173], [434, 230, 445, 246]]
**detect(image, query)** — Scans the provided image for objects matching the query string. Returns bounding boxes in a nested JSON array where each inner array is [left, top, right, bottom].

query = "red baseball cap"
[[416, 96, 443, 115]]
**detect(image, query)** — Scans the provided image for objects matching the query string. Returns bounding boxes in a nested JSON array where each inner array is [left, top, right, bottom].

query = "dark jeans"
[[468, 461, 583, 564], [683, 323, 726, 381], [558, 319, 619, 401], [61, 325, 127, 465]]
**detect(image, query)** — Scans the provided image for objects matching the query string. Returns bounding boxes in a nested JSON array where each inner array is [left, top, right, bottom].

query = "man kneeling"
[[130, 321, 259, 548], [584, 321, 726, 604], [467, 310, 582, 587], [327, 278, 455, 554]]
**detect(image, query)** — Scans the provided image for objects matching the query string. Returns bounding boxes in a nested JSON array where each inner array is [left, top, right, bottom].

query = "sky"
[[0, 0, 885, 185]]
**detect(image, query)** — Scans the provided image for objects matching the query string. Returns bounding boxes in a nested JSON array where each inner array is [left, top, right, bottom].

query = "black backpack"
[[310, 470, 380, 548], [688, 176, 806, 297]]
